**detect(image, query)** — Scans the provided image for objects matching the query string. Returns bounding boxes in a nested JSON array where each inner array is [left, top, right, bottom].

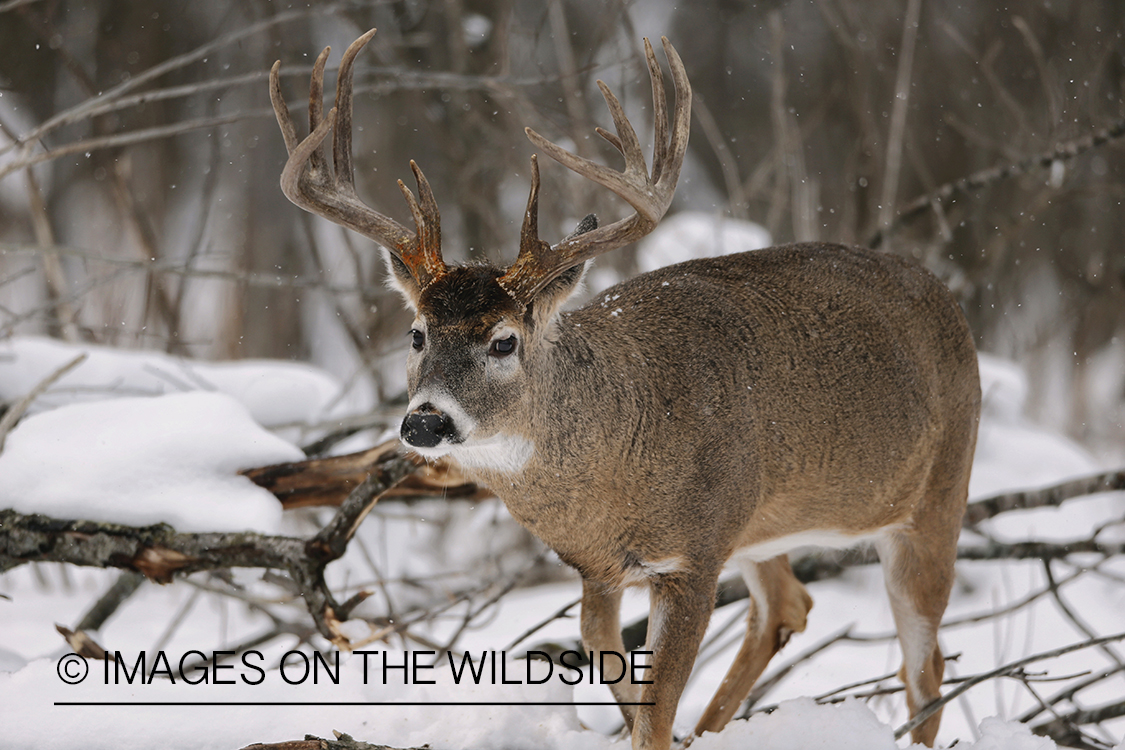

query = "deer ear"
[[525, 214, 597, 332], [526, 260, 589, 333], [382, 248, 423, 311]]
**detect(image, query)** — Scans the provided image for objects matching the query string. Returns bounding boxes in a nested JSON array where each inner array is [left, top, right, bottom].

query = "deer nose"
[[401, 405, 454, 448]]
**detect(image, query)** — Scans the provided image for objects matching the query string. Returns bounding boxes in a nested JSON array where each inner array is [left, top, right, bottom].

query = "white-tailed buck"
[[272, 29, 980, 750]]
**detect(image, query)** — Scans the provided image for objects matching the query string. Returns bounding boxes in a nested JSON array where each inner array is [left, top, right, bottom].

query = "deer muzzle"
[[401, 404, 456, 449]]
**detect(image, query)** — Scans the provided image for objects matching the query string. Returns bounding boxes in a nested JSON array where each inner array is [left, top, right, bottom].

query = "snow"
[[0, 344, 1123, 749], [635, 212, 772, 273], [972, 354, 1101, 498], [584, 213, 772, 295], [0, 336, 357, 431], [0, 391, 301, 533]]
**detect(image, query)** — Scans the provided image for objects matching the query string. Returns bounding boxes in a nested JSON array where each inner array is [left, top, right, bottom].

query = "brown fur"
[[272, 29, 976, 749], [392, 242, 980, 748]]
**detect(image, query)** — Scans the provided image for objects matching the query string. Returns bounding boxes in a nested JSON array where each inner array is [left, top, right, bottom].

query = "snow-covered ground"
[[0, 334, 1123, 750]]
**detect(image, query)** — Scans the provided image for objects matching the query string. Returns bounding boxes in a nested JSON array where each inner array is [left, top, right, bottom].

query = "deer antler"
[[498, 37, 691, 303], [270, 29, 447, 289]]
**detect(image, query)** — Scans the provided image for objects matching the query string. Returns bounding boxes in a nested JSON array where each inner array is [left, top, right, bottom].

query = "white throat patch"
[[449, 434, 535, 475]]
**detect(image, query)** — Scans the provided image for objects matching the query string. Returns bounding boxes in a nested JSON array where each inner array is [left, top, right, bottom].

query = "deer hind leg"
[[692, 555, 813, 739], [580, 579, 641, 731], [876, 513, 961, 746]]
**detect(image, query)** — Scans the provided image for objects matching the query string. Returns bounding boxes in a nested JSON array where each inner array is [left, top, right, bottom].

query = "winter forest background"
[[1, 1, 1124, 749]]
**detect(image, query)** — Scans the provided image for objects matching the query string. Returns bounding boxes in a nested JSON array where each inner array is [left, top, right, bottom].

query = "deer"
[[270, 29, 980, 750]]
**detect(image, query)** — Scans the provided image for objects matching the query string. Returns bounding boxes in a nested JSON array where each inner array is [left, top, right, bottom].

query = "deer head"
[[270, 30, 689, 464]]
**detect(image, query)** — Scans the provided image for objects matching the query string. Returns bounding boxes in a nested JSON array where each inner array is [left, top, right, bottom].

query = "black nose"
[[401, 406, 454, 448]]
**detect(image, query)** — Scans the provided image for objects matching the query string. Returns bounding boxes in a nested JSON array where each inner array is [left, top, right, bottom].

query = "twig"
[[430, 552, 548, 662], [1017, 664, 1124, 723], [503, 596, 581, 651], [24, 167, 79, 340], [0, 110, 270, 181], [739, 624, 855, 714], [0, 352, 87, 452], [957, 538, 1125, 561], [893, 631, 1125, 739], [867, 116, 1125, 248], [0, 258, 133, 338], [692, 94, 747, 219], [0, 4, 357, 161], [0, 242, 366, 294], [0, 265, 36, 289], [1042, 560, 1124, 669], [877, 0, 923, 233], [74, 571, 145, 632], [1032, 699, 1125, 748], [0, 0, 44, 13]]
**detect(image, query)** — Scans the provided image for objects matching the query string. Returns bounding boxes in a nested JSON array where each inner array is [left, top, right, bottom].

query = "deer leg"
[[580, 578, 640, 731], [632, 571, 719, 750], [691, 555, 812, 739], [876, 507, 961, 745]]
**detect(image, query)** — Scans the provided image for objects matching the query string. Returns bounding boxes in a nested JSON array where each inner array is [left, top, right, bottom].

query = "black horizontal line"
[[54, 701, 655, 707]]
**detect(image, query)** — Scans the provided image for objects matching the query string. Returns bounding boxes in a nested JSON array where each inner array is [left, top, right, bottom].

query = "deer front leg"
[[581, 578, 641, 732], [632, 571, 719, 750]]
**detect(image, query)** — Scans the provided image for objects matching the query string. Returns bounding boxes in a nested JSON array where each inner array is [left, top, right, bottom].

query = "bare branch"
[[0, 453, 416, 644], [1032, 699, 1125, 748], [964, 470, 1125, 526], [74, 571, 145, 633], [242, 731, 429, 750], [877, 0, 923, 233], [1018, 665, 1125, 724], [894, 631, 1125, 740], [0, 4, 357, 161], [0, 0, 44, 13], [868, 117, 1125, 248], [0, 110, 268, 182], [0, 242, 367, 294], [0, 352, 87, 452]]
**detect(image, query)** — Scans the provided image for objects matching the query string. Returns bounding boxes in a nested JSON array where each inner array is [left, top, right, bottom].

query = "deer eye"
[[489, 335, 517, 358], [410, 329, 425, 350]]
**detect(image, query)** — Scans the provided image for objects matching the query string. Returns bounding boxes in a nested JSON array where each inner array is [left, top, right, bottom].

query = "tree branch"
[[894, 631, 1125, 740], [1032, 699, 1125, 748], [964, 470, 1125, 527], [0, 454, 415, 645], [868, 117, 1125, 249]]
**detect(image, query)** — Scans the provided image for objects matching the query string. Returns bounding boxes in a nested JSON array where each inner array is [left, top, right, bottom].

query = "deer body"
[[272, 31, 980, 750], [446, 243, 969, 567], [395, 243, 979, 748]]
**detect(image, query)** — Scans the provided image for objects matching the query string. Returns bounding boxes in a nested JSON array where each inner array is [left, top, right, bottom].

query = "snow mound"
[[636, 212, 772, 273], [0, 336, 352, 428], [691, 698, 899, 750], [0, 391, 301, 533], [966, 717, 1057, 750]]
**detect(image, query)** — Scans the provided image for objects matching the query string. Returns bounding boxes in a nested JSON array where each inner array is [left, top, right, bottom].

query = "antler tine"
[[306, 47, 331, 176], [332, 29, 377, 195], [497, 155, 555, 299], [397, 161, 446, 283], [646, 37, 669, 184], [269, 60, 299, 155], [270, 29, 447, 289], [519, 154, 548, 255], [500, 37, 691, 303]]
